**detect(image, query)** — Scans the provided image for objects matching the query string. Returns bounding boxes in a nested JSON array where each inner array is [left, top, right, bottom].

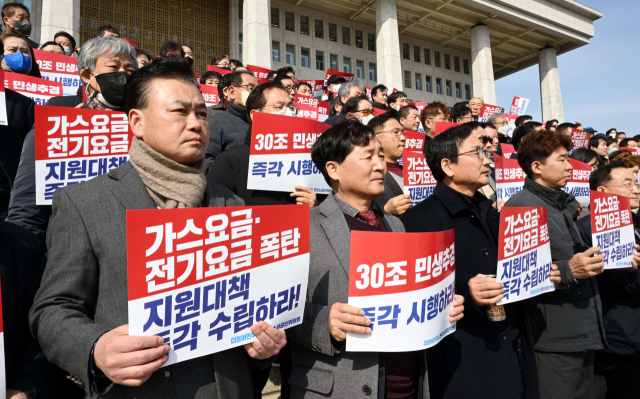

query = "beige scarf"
[[129, 137, 207, 209]]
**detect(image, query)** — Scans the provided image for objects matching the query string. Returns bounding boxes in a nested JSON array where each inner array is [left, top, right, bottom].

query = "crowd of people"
[[0, 2, 639, 399]]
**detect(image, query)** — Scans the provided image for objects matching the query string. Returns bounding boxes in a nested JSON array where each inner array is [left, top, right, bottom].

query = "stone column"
[[539, 47, 564, 123], [242, 0, 271, 69], [40, 0, 79, 47], [375, 0, 403, 91], [470, 24, 496, 105]]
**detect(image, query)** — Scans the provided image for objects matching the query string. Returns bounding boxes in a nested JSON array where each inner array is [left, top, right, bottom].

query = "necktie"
[[358, 210, 379, 227]]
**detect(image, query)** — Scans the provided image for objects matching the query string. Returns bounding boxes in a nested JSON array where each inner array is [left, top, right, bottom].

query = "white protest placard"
[[34, 106, 133, 205], [590, 191, 635, 269], [247, 113, 331, 194], [0, 69, 7, 125], [562, 159, 591, 208], [497, 207, 555, 305], [127, 205, 310, 365], [33, 48, 82, 96], [509, 97, 530, 116], [347, 230, 456, 352], [495, 154, 526, 203], [403, 150, 436, 207]]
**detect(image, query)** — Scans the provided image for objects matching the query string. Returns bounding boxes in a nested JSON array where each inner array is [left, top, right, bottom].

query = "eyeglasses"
[[477, 136, 492, 145], [458, 148, 492, 160], [376, 128, 405, 138], [609, 182, 640, 191], [356, 109, 375, 116], [430, 117, 453, 123], [217, 62, 230, 67], [234, 84, 256, 91], [283, 85, 295, 92]]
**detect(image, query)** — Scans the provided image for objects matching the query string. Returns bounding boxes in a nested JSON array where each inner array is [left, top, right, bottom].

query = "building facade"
[[16, 0, 601, 119]]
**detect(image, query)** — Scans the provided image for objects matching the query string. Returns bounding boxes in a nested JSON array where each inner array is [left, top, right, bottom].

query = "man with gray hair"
[[324, 79, 365, 126], [7, 36, 139, 241], [487, 112, 510, 138]]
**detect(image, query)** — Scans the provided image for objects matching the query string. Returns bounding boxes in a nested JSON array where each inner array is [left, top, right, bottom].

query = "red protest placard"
[[409, 101, 425, 114], [207, 65, 232, 75], [295, 103, 320, 121], [562, 159, 591, 207], [478, 104, 505, 121], [247, 113, 331, 193], [299, 79, 324, 98], [365, 85, 372, 101], [346, 229, 456, 352], [200, 84, 219, 106], [434, 121, 460, 136], [33, 48, 82, 96], [294, 94, 330, 121], [4, 71, 63, 105], [403, 149, 436, 206], [34, 106, 133, 205], [127, 205, 310, 365], [373, 108, 388, 116], [323, 69, 354, 85], [404, 131, 426, 153], [495, 153, 526, 203], [590, 191, 635, 269], [496, 207, 554, 304], [501, 143, 516, 158], [247, 64, 273, 80], [571, 129, 591, 149], [619, 147, 640, 156]]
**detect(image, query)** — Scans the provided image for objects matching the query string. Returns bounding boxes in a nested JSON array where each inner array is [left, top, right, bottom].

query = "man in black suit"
[[46, 85, 83, 108], [0, 88, 34, 218]]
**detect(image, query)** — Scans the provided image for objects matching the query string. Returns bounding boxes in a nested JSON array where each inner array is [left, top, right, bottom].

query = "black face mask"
[[10, 19, 31, 35], [218, 66, 231, 71], [92, 71, 129, 108]]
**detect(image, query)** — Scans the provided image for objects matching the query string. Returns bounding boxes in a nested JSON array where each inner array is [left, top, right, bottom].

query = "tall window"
[[424, 48, 431, 65], [272, 40, 280, 62], [463, 59, 470, 74], [402, 43, 410, 60], [239, 0, 243, 19], [315, 20, 323, 38], [355, 30, 363, 48], [316, 51, 325, 70], [446, 80, 452, 96], [425, 76, 432, 92], [329, 23, 337, 42], [454, 56, 460, 72], [342, 27, 351, 45], [413, 45, 420, 62], [343, 57, 351, 73], [368, 33, 375, 51], [415, 73, 422, 91], [301, 48, 310, 68], [286, 44, 295, 65], [300, 16, 309, 35], [436, 78, 442, 95], [285, 11, 295, 32], [369, 62, 376, 81], [444, 54, 451, 70], [271, 7, 279, 28], [435, 51, 441, 67], [330, 54, 338, 70], [356, 60, 364, 79], [455, 83, 461, 98], [404, 70, 411, 89], [239, 33, 242, 55], [465, 84, 471, 100]]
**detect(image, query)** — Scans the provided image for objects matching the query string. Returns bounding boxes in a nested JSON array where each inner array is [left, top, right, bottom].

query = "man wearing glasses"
[[576, 161, 640, 399], [419, 101, 452, 143], [274, 74, 296, 102], [205, 71, 258, 169], [369, 110, 412, 216], [402, 123, 552, 399]]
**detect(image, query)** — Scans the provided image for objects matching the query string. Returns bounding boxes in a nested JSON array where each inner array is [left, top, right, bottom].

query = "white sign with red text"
[[4, 71, 63, 106], [127, 205, 310, 365], [497, 207, 555, 305], [34, 48, 82, 96], [561, 159, 591, 208], [404, 131, 426, 153], [34, 106, 133, 205], [403, 150, 436, 207], [509, 97, 530, 117], [347, 230, 456, 352], [247, 113, 331, 194], [590, 191, 635, 269], [495, 154, 526, 203], [571, 129, 591, 149]]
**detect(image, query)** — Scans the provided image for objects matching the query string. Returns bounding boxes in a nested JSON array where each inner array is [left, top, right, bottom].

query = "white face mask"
[[497, 125, 510, 136], [63, 46, 73, 56], [360, 114, 374, 125], [274, 107, 295, 117]]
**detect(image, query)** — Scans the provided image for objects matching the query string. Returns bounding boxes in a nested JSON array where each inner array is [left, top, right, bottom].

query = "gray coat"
[[373, 171, 404, 210], [28, 162, 268, 399], [505, 178, 606, 353], [286, 194, 430, 399]]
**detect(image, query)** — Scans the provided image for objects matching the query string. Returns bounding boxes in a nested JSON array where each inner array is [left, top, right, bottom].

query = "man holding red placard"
[[30, 58, 285, 398], [286, 120, 464, 399], [402, 124, 554, 399]]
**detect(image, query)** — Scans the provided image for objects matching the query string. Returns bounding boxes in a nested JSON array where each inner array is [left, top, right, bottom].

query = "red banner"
[[323, 69, 354, 85], [404, 130, 426, 153], [4, 71, 63, 105], [479, 104, 505, 120], [619, 147, 640, 156], [33, 48, 82, 96], [571, 129, 591, 149], [247, 64, 273, 80], [207, 65, 232, 75], [409, 101, 425, 114], [498, 207, 550, 261], [501, 143, 516, 158], [250, 113, 329, 155], [200, 84, 219, 106], [434, 121, 460, 136]]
